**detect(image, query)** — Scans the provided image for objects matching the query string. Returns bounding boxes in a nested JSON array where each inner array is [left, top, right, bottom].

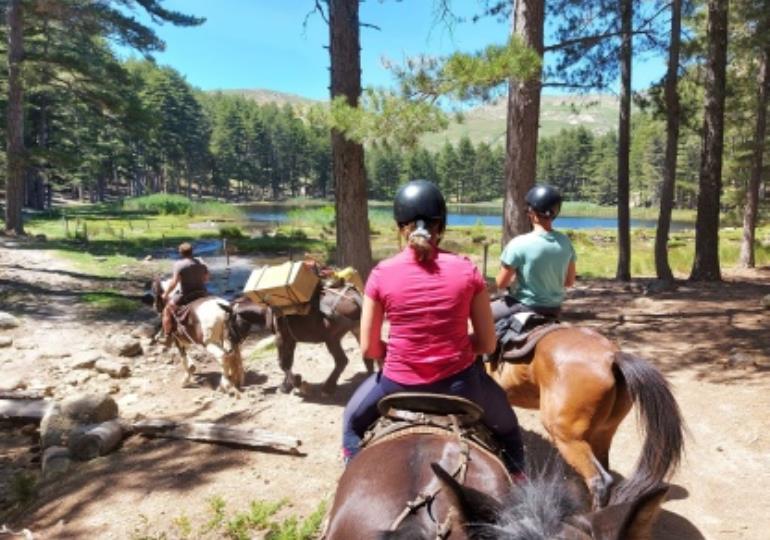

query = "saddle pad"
[[500, 323, 564, 362]]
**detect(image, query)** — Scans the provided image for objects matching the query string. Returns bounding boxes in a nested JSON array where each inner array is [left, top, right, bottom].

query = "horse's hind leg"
[[205, 343, 238, 395], [178, 346, 195, 387], [322, 339, 349, 396]]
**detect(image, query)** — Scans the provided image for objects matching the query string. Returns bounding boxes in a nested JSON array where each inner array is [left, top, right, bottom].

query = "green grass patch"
[[80, 291, 141, 313], [142, 497, 326, 540]]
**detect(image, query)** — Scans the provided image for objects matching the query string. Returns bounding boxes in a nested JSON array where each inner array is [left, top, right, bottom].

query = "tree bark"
[[616, 0, 632, 281], [5, 0, 25, 234], [655, 0, 682, 282], [739, 44, 770, 268], [329, 0, 373, 278], [691, 0, 728, 281], [502, 0, 545, 244]]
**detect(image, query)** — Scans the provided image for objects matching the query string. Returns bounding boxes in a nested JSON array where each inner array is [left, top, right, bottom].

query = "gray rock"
[[0, 312, 20, 329], [42, 446, 72, 479], [61, 393, 118, 423], [70, 351, 101, 370], [40, 393, 119, 450], [105, 336, 142, 358], [94, 359, 131, 378], [130, 322, 158, 339], [0, 335, 13, 348], [64, 371, 92, 387], [0, 375, 28, 392]]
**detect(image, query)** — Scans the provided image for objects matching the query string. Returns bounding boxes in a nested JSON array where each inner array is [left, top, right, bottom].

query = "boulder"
[[0, 312, 20, 329], [40, 393, 119, 450], [105, 336, 142, 357], [42, 446, 72, 479]]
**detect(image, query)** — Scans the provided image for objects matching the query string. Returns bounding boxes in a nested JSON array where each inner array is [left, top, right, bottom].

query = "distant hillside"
[[211, 89, 620, 148], [420, 94, 620, 150], [209, 88, 319, 106]]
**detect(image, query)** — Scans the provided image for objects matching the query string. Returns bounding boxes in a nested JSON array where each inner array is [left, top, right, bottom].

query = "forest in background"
[[1, 0, 769, 282], [0, 53, 739, 213]]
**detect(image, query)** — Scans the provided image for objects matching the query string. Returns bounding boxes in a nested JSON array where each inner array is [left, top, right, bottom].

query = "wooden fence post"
[[482, 242, 489, 279]]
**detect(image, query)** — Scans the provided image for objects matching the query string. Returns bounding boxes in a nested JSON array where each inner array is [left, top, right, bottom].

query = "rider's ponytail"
[[402, 219, 440, 262]]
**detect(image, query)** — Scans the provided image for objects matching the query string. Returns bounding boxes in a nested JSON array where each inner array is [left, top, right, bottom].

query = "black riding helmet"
[[393, 179, 447, 231], [525, 184, 562, 218]]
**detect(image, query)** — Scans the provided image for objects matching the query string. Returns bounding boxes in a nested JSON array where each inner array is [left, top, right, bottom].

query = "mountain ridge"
[[210, 89, 620, 148]]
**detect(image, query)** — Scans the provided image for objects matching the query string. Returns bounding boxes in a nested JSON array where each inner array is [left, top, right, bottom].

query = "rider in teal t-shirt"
[[493, 185, 576, 319]]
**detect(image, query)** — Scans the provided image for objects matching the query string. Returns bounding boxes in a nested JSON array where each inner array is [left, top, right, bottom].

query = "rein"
[[386, 414, 471, 539]]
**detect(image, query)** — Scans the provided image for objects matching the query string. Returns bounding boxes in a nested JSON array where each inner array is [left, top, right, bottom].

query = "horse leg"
[[205, 343, 238, 395], [177, 345, 195, 387], [349, 327, 373, 374], [276, 331, 299, 394], [543, 405, 614, 509], [322, 339, 349, 396]]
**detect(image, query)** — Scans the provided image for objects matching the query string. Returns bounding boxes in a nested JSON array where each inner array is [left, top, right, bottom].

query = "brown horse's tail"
[[610, 351, 685, 504]]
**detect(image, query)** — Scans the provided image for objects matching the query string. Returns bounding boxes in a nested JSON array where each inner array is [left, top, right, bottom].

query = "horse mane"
[[473, 462, 585, 540]]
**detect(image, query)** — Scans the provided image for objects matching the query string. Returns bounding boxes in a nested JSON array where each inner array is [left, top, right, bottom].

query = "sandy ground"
[[1, 238, 769, 539]]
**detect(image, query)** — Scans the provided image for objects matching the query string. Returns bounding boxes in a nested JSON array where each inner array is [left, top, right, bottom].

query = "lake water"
[[244, 204, 692, 231]]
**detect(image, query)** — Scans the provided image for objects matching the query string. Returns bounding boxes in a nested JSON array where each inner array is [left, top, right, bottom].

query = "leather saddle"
[[361, 393, 501, 458]]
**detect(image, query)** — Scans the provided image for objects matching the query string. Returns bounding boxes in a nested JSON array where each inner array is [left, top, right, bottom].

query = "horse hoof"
[[279, 382, 293, 394]]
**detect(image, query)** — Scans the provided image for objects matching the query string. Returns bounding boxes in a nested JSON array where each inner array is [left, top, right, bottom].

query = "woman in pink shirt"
[[341, 180, 525, 476]]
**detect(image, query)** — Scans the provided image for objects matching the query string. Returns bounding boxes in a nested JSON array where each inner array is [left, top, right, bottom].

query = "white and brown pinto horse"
[[150, 278, 245, 394]]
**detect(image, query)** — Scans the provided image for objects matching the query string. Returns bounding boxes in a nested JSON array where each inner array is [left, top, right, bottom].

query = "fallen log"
[[0, 389, 45, 400], [68, 420, 125, 460], [133, 419, 301, 454], [0, 398, 51, 421]]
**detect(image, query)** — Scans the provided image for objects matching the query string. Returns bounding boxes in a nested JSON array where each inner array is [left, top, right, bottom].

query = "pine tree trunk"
[[691, 0, 728, 281], [329, 0, 373, 278], [4, 0, 25, 234], [655, 0, 681, 282], [616, 0, 632, 281], [502, 0, 544, 244], [739, 44, 770, 268]]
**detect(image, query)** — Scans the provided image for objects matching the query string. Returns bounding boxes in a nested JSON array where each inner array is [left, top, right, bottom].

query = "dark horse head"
[[324, 415, 669, 540]]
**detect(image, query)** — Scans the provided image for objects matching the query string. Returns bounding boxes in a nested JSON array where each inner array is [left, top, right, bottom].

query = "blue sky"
[[124, 1, 666, 100]]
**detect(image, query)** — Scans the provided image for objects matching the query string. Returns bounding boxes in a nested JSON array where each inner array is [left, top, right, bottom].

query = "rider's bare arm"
[[495, 264, 516, 291], [163, 273, 180, 301], [360, 294, 386, 360], [564, 261, 576, 288], [469, 289, 496, 355]]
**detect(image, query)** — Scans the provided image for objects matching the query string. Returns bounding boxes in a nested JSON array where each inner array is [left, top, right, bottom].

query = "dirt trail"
[[1, 240, 769, 539]]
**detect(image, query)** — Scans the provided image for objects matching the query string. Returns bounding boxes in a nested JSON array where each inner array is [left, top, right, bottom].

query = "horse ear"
[[430, 462, 503, 527], [585, 485, 668, 540]]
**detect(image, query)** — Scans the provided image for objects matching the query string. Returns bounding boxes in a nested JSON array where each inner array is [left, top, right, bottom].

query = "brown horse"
[[487, 326, 684, 509], [232, 285, 373, 396], [150, 278, 245, 393], [324, 397, 669, 540]]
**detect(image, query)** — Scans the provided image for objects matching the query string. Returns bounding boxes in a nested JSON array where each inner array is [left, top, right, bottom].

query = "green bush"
[[122, 194, 243, 218], [219, 226, 244, 239]]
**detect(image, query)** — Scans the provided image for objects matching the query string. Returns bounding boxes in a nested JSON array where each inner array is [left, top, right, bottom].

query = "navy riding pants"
[[341, 359, 525, 472]]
